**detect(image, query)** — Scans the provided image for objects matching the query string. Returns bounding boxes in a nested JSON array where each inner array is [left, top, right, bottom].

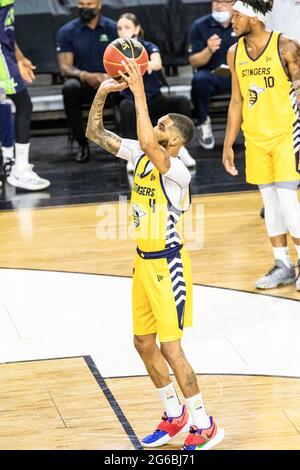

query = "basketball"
[[103, 38, 149, 81]]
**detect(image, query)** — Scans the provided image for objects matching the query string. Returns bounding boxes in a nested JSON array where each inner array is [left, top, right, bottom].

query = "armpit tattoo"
[[86, 92, 121, 155]]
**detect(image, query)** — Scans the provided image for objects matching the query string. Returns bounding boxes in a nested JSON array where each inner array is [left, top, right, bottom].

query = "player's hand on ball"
[[99, 77, 128, 94], [118, 59, 144, 95], [222, 147, 238, 176]]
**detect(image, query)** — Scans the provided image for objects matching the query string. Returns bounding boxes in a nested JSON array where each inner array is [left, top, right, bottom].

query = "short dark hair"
[[168, 113, 195, 146], [239, 0, 273, 15]]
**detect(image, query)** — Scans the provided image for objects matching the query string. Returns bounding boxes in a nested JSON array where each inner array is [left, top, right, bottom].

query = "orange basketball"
[[103, 38, 148, 81]]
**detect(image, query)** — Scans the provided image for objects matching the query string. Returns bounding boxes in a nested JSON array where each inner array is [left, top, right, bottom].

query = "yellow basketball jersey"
[[235, 31, 299, 143], [130, 155, 190, 253]]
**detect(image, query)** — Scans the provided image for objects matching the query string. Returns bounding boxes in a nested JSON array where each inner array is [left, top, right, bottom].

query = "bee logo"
[[248, 84, 265, 108], [132, 204, 146, 229]]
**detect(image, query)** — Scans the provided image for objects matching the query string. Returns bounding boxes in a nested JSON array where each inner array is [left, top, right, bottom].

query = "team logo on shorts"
[[248, 84, 265, 108], [5, 7, 15, 31], [132, 203, 146, 229]]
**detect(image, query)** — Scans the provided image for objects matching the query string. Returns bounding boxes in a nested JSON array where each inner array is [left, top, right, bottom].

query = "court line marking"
[[1, 356, 299, 382], [84, 356, 143, 451], [105, 372, 300, 381], [0, 355, 143, 451], [0, 267, 299, 303]]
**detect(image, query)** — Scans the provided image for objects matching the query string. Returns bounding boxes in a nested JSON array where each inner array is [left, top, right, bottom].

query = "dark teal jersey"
[[0, 0, 25, 94]]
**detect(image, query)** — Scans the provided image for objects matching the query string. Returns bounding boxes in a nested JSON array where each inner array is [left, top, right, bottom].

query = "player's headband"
[[233, 1, 266, 23]]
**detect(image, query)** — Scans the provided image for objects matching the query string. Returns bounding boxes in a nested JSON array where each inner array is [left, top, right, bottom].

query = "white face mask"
[[212, 10, 231, 24]]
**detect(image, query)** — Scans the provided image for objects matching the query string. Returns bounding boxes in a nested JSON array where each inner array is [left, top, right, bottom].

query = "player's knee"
[[133, 335, 156, 357], [160, 341, 183, 364], [192, 71, 211, 92], [24, 96, 33, 116], [62, 78, 81, 96]]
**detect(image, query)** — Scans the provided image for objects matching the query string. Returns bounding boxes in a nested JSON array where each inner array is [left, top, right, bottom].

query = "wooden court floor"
[[0, 191, 299, 300], [0, 191, 299, 450], [0, 357, 299, 450]]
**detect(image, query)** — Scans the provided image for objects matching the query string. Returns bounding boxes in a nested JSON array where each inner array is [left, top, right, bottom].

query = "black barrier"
[[14, 0, 211, 75]]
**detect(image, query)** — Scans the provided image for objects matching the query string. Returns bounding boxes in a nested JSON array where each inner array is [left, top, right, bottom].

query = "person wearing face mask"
[[117, 13, 196, 172], [189, 0, 236, 150], [56, 0, 117, 162]]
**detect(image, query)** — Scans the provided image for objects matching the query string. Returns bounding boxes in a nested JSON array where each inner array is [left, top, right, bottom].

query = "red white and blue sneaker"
[[181, 417, 224, 450], [142, 405, 191, 448]]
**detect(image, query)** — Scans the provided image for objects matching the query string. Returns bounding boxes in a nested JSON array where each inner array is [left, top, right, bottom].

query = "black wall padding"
[[14, 0, 211, 73]]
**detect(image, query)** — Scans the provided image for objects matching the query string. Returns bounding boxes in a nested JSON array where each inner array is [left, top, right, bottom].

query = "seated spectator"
[[56, 0, 117, 162], [189, 0, 236, 149], [0, 0, 50, 191], [117, 13, 196, 171]]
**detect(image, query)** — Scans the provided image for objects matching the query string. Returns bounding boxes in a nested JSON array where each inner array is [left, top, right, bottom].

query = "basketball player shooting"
[[223, 0, 300, 290], [86, 59, 224, 450]]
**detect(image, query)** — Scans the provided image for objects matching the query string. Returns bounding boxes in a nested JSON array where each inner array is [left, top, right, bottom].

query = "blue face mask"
[[212, 10, 231, 24]]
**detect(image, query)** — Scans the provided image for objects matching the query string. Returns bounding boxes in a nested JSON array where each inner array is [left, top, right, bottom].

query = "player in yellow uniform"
[[223, 0, 300, 290], [86, 60, 224, 450]]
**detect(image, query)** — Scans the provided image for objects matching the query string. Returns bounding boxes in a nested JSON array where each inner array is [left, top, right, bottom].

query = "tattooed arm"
[[279, 35, 300, 110], [86, 79, 127, 156]]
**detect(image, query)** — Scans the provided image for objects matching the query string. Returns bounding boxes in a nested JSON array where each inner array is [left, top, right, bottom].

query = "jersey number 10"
[[264, 76, 275, 88]]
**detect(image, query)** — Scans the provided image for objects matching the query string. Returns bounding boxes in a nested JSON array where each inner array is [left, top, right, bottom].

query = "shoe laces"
[[152, 428, 163, 435], [188, 425, 199, 434], [266, 264, 281, 276], [180, 425, 201, 450], [151, 414, 172, 435], [161, 412, 173, 423]]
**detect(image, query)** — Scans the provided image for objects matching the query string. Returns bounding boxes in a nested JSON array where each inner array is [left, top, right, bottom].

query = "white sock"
[[295, 244, 300, 261], [186, 392, 211, 429], [2, 146, 14, 163], [272, 246, 293, 268], [15, 143, 30, 171], [158, 382, 182, 417]]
